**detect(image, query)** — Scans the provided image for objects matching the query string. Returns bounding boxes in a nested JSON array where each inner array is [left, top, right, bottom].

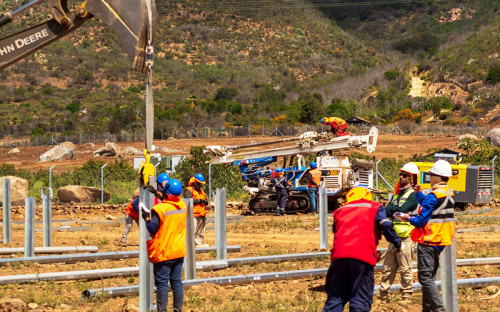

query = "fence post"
[[184, 198, 196, 280], [48, 165, 55, 190], [208, 163, 212, 206], [101, 164, 107, 204], [441, 238, 458, 312], [2, 178, 12, 244], [492, 156, 497, 199], [262, 125, 264, 136], [319, 187, 328, 250], [215, 188, 227, 260], [375, 160, 381, 190], [42, 188, 52, 247], [24, 197, 36, 258]]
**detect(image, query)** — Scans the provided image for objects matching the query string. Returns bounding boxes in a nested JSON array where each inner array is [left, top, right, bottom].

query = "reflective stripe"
[[379, 218, 391, 226], [164, 209, 186, 217], [342, 203, 373, 209]]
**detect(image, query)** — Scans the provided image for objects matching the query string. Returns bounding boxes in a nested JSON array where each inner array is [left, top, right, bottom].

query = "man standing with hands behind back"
[[397, 160, 455, 312], [184, 173, 209, 246]]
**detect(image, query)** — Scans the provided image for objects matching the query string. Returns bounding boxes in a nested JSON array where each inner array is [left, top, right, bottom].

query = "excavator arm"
[[0, 0, 155, 73]]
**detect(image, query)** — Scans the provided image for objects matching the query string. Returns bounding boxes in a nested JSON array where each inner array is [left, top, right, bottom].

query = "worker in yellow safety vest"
[[184, 173, 209, 246], [378, 163, 420, 301], [397, 160, 455, 312]]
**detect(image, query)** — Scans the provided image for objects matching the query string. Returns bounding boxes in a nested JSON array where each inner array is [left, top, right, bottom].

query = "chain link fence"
[[0, 123, 493, 149]]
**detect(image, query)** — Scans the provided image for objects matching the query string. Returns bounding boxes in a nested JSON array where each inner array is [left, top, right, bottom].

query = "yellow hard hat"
[[345, 186, 373, 203]]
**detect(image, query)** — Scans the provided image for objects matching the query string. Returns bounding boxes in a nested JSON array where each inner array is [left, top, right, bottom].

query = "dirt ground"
[[0, 134, 499, 311], [0, 133, 463, 171]]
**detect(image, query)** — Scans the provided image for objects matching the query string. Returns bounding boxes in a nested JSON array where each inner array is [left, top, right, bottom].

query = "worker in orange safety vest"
[[184, 173, 209, 246]]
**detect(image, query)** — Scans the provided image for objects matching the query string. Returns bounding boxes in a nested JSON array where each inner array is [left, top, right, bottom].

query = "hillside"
[[0, 0, 498, 139]]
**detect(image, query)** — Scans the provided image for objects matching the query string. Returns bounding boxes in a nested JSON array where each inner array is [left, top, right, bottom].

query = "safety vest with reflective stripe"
[[186, 186, 207, 218], [392, 188, 416, 238], [331, 199, 383, 266], [308, 169, 322, 188], [125, 196, 139, 220], [411, 187, 455, 246], [146, 198, 187, 263]]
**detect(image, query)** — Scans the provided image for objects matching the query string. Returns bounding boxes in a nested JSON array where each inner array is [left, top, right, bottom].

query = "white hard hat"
[[428, 159, 452, 177], [400, 162, 419, 175]]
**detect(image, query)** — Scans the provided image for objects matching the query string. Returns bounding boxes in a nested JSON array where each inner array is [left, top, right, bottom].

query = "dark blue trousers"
[[276, 189, 288, 209], [323, 258, 374, 312]]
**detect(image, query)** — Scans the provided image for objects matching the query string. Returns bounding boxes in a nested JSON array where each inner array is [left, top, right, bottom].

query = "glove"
[[146, 185, 156, 194], [204, 200, 209, 206], [141, 209, 150, 221]]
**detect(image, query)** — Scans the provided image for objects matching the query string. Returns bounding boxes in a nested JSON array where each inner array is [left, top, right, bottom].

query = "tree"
[[296, 93, 324, 124]]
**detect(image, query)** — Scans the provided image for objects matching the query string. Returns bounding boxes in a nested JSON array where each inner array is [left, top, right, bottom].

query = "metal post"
[[24, 197, 36, 258], [100, 164, 107, 204], [375, 159, 381, 190], [441, 238, 458, 312], [492, 156, 497, 199], [79, 133, 82, 145], [215, 188, 227, 260], [208, 163, 212, 206], [319, 188, 328, 250], [139, 186, 153, 312], [248, 125, 250, 136], [154, 160, 160, 178], [184, 198, 196, 280], [48, 165, 55, 190], [42, 188, 52, 247], [2, 179, 12, 244], [262, 125, 264, 136]]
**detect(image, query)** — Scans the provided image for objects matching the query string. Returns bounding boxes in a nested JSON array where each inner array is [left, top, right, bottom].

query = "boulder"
[[0, 298, 27, 312], [57, 185, 110, 203], [7, 148, 20, 154], [93, 142, 121, 157], [458, 134, 478, 141], [485, 128, 500, 147], [0, 176, 29, 204], [39, 142, 75, 162], [121, 146, 142, 156]]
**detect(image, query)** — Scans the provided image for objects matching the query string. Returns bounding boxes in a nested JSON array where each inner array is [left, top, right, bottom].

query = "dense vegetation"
[[0, 0, 498, 139]]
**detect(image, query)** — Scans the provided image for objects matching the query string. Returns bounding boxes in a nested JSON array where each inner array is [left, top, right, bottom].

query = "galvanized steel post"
[[100, 163, 107, 204], [375, 159, 381, 190], [2, 178, 11, 243], [139, 186, 153, 312], [24, 197, 35, 257], [48, 165, 55, 190], [154, 160, 160, 178], [441, 238, 458, 312], [42, 188, 52, 247], [492, 155, 497, 199], [184, 198, 196, 280], [208, 163, 212, 205], [215, 188, 227, 260], [319, 188, 328, 250]]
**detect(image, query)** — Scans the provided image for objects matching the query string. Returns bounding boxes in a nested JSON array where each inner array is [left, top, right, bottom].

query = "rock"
[[125, 304, 139, 312], [105, 214, 117, 221], [0, 298, 27, 311], [59, 303, 72, 310], [39, 142, 75, 162], [0, 176, 29, 204], [7, 148, 20, 154], [486, 285, 498, 294], [57, 185, 110, 203], [485, 128, 500, 147], [27, 303, 38, 310], [458, 134, 478, 141], [121, 146, 142, 155], [93, 142, 121, 157]]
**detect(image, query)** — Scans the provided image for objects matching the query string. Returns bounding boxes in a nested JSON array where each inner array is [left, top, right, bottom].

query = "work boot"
[[275, 208, 281, 216], [280, 209, 285, 216]]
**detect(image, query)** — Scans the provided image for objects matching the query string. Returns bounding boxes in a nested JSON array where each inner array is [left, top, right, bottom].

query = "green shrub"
[[486, 66, 500, 84]]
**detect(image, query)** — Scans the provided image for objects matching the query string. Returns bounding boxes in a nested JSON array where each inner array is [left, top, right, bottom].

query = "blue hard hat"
[[310, 161, 317, 169], [157, 173, 170, 184], [275, 168, 283, 174], [321, 117, 325, 125], [194, 173, 205, 184], [165, 179, 183, 197]]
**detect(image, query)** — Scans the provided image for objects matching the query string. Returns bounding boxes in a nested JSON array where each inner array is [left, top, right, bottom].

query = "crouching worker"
[[143, 179, 186, 312], [323, 186, 401, 312], [120, 173, 170, 246]]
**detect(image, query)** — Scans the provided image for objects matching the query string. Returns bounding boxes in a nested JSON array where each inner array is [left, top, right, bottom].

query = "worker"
[[143, 179, 186, 312], [323, 186, 401, 312], [321, 117, 350, 137], [120, 173, 170, 246], [184, 173, 209, 246], [378, 163, 420, 301], [397, 160, 455, 312], [270, 167, 288, 216], [306, 161, 322, 213]]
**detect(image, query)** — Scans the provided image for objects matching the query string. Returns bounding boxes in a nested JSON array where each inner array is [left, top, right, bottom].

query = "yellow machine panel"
[[413, 162, 468, 192]]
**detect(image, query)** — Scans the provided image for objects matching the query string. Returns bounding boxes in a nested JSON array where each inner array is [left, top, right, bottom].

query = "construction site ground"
[[0, 134, 499, 311]]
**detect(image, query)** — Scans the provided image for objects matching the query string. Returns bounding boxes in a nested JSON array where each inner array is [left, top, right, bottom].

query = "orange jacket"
[[185, 181, 207, 218], [411, 187, 454, 246], [308, 168, 322, 188], [146, 198, 187, 263], [125, 196, 139, 220]]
